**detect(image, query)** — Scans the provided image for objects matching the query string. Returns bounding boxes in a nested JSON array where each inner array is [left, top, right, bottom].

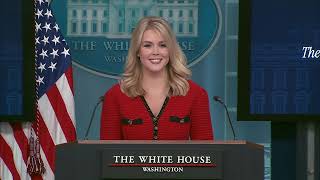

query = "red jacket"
[[100, 80, 214, 140]]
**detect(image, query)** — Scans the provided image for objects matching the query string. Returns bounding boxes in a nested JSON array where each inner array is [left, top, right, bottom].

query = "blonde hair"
[[120, 16, 191, 97]]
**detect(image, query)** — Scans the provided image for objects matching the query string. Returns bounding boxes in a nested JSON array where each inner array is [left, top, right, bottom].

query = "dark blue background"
[[250, 0, 320, 114], [0, 0, 23, 115]]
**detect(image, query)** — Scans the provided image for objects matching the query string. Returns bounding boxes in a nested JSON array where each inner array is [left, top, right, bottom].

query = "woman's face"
[[138, 29, 169, 75]]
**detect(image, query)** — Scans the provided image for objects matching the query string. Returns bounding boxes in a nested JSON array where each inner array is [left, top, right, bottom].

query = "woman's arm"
[[190, 88, 214, 140], [100, 86, 122, 140]]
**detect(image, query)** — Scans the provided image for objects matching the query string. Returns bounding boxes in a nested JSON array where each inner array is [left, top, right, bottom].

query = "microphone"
[[84, 96, 104, 140], [213, 96, 236, 140]]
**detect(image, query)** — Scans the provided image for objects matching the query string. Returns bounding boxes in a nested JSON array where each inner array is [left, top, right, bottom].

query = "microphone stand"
[[213, 96, 236, 140], [84, 96, 104, 140]]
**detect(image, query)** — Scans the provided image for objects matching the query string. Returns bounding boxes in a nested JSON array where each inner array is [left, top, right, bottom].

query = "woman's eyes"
[[160, 44, 167, 47], [143, 44, 152, 47], [142, 43, 167, 48]]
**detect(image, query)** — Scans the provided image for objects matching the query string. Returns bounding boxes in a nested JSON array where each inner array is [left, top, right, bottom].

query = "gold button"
[[154, 126, 158, 130], [153, 136, 158, 140], [180, 119, 184, 123], [153, 117, 157, 122]]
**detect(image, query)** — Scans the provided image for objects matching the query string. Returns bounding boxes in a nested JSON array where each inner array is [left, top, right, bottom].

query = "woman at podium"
[[100, 16, 213, 140]]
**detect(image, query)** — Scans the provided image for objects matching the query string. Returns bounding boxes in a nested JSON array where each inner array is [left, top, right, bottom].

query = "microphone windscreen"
[[213, 96, 221, 102], [99, 96, 105, 102]]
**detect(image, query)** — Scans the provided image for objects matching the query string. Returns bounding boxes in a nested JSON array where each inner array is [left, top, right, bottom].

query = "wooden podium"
[[55, 140, 264, 180]]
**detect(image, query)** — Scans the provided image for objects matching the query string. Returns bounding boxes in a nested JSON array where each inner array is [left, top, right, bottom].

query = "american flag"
[[0, 0, 76, 179]]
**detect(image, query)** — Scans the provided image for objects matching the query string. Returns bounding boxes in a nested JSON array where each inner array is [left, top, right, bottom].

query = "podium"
[[55, 140, 264, 180]]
